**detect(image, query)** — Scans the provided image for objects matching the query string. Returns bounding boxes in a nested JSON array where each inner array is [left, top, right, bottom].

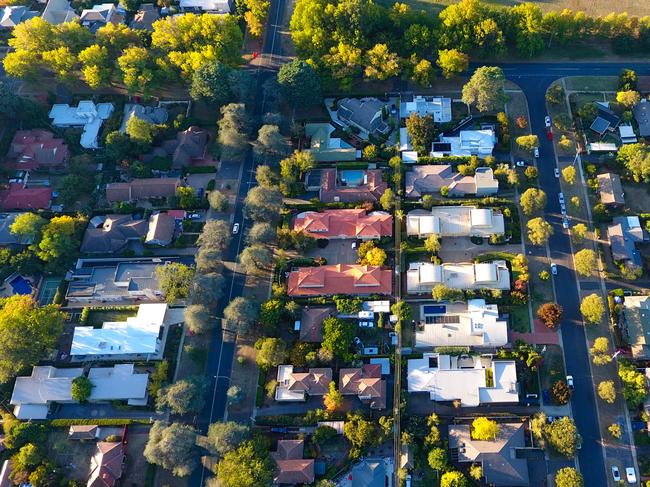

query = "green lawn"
[[540, 344, 566, 393], [84, 308, 137, 328], [564, 76, 618, 92], [508, 305, 531, 333]]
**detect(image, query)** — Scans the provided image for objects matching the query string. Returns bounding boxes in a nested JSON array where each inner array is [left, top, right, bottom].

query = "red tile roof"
[[287, 265, 392, 297], [287, 368, 332, 395], [320, 169, 388, 203], [299, 306, 336, 342], [8, 130, 69, 171], [106, 178, 180, 203], [293, 209, 392, 239], [271, 440, 315, 485], [87, 441, 124, 487], [0, 184, 52, 210], [339, 364, 386, 409]]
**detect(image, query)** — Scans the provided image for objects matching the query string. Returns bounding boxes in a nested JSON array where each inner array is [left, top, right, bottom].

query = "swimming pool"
[[10, 275, 32, 295], [339, 169, 365, 187]]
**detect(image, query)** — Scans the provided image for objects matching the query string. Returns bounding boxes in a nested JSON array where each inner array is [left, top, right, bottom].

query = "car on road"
[[232, 223, 240, 234], [545, 115, 551, 127], [547, 130, 553, 141], [187, 212, 202, 220], [612, 466, 621, 483], [554, 168, 560, 178], [561, 203, 567, 215], [534, 147, 540, 158], [562, 216, 569, 229], [558, 192, 565, 204], [626, 467, 637, 483], [566, 375, 574, 389], [515, 160, 526, 167], [551, 263, 558, 275]]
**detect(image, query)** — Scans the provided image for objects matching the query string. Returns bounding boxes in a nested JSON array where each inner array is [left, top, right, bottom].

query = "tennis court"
[[38, 278, 61, 305]]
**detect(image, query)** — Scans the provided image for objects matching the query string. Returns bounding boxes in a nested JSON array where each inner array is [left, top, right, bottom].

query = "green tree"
[[440, 470, 468, 487], [255, 337, 286, 369], [190, 61, 233, 105], [511, 3, 545, 57], [37, 215, 84, 268], [574, 249, 597, 277], [617, 143, 650, 183], [461, 66, 506, 112], [208, 190, 228, 211], [580, 293, 605, 324], [618, 360, 649, 408], [616, 90, 641, 108], [324, 381, 343, 412], [571, 223, 587, 243], [519, 188, 547, 215], [406, 113, 436, 154], [469, 464, 482, 481], [471, 417, 499, 440], [10, 213, 45, 240], [223, 297, 258, 335], [344, 413, 378, 458], [184, 304, 213, 334], [527, 217, 553, 245], [71, 376, 93, 402], [156, 377, 206, 414], [427, 447, 448, 471], [244, 0, 270, 37], [515, 134, 539, 152], [322, 317, 355, 358], [544, 416, 578, 457], [244, 186, 283, 222], [259, 298, 283, 329], [247, 222, 276, 244], [431, 284, 464, 302], [218, 103, 249, 160], [255, 165, 279, 187], [144, 421, 198, 477], [364, 43, 400, 80], [277, 59, 321, 106], [424, 234, 441, 254], [207, 421, 250, 456], [619, 68, 638, 91], [253, 124, 290, 158], [608, 423, 622, 439], [239, 243, 273, 273], [555, 467, 583, 487], [437, 49, 468, 78], [411, 58, 434, 87], [117, 47, 158, 95], [524, 166, 538, 180], [597, 380, 616, 404], [379, 188, 396, 211], [216, 440, 274, 487], [562, 165, 576, 184], [156, 263, 195, 302], [78, 44, 112, 88], [546, 84, 565, 105], [126, 116, 161, 145]]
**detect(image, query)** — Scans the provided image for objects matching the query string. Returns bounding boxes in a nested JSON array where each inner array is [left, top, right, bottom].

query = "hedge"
[[50, 418, 151, 427], [183, 166, 217, 174]]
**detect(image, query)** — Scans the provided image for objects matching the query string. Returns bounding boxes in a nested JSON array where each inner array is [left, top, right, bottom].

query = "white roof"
[[470, 208, 492, 227], [11, 366, 82, 406], [474, 263, 498, 283], [179, 0, 230, 11], [70, 303, 167, 357], [588, 142, 618, 152], [401, 95, 452, 122], [362, 301, 390, 313], [402, 151, 419, 163], [399, 127, 412, 151], [42, 0, 79, 24], [407, 261, 510, 293], [407, 206, 504, 238], [434, 129, 495, 158], [49, 102, 114, 149], [619, 125, 636, 138], [88, 364, 149, 403], [275, 365, 304, 401]]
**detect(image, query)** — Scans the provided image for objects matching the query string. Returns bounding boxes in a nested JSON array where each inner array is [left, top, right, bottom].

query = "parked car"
[[547, 130, 553, 140], [545, 115, 552, 127], [554, 168, 560, 178], [516, 160, 526, 167], [566, 375, 574, 389], [562, 216, 569, 229], [561, 203, 567, 215], [558, 192, 565, 204], [187, 212, 202, 220], [534, 147, 540, 158], [232, 223, 240, 234], [612, 466, 621, 483], [551, 263, 558, 275], [626, 467, 637, 484]]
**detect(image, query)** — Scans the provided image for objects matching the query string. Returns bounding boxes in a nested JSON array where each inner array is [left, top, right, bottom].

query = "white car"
[[534, 147, 540, 158], [551, 263, 558, 275], [566, 375, 574, 389], [515, 160, 526, 167], [545, 115, 552, 127], [562, 216, 569, 229], [554, 168, 560, 178], [558, 192, 565, 204], [232, 223, 240, 234], [626, 467, 637, 484], [612, 466, 621, 483], [561, 203, 567, 215]]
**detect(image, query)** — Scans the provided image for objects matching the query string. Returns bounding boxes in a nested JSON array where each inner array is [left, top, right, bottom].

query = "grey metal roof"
[[590, 116, 610, 135]]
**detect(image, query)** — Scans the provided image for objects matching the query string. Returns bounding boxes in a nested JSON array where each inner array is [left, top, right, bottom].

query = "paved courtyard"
[[438, 238, 522, 262], [306, 239, 359, 265]]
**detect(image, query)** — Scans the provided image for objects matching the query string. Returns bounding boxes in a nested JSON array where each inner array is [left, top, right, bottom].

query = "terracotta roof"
[[293, 209, 392, 239], [68, 424, 99, 440], [271, 440, 315, 485], [81, 215, 148, 253], [106, 178, 180, 203], [145, 212, 175, 245], [287, 368, 332, 395], [0, 184, 52, 210], [87, 441, 124, 487], [287, 265, 392, 297], [299, 306, 336, 342], [319, 169, 388, 203], [8, 130, 68, 170], [339, 364, 386, 409]]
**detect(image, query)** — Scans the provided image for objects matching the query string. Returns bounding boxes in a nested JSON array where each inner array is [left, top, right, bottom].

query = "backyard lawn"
[[539, 344, 566, 394], [508, 304, 531, 333], [83, 307, 138, 328]]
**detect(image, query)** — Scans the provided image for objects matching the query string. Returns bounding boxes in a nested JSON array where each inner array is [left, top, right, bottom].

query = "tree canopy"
[[156, 263, 195, 302], [555, 467, 583, 487], [462, 66, 506, 112], [277, 60, 321, 106], [144, 421, 198, 477], [322, 317, 355, 358], [223, 297, 258, 334], [216, 439, 274, 487], [580, 293, 605, 324], [156, 377, 206, 414], [207, 421, 250, 456]]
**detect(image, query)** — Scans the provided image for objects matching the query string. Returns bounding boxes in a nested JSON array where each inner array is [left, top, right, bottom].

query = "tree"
[[277, 59, 321, 106], [358, 242, 387, 266], [617, 143, 650, 183], [571, 223, 587, 243], [471, 417, 499, 441], [239, 244, 273, 273], [422, 194, 435, 210], [551, 380, 571, 405], [537, 302, 563, 329], [440, 471, 468, 487], [247, 222, 276, 244], [11, 443, 42, 479], [244, 186, 283, 222], [255, 165, 279, 187], [364, 43, 400, 80], [156, 377, 206, 414], [71, 376, 93, 402], [144, 421, 197, 477], [197, 219, 231, 254], [427, 447, 448, 471], [558, 135, 574, 152], [562, 166, 576, 184], [608, 423, 622, 439], [574, 249, 596, 277], [424, 234, 441, 254], [515, 134, 539, 152], [177, 186, 198, 209], [207, 421, 250, 456], [555, 467, 583, 487], [437, 49, 468, 78], [208, 190, 228, 212], [379, 188, 396, 211], [37, 215, 84, 268], [545, 416, 578, 457], [519, 188, 546, 215], [546, 84, 565, 105], [527, 217, 553, 245], [156, 263, 195, 302], [406, 113, 436, 154], [431, 284, 464, 302], [125, 116, 161, 145], [184, 304, 212, 334], [618, 360, 649, 408], [190, 61, 233, 105], [524, 166, 538, 180], [279, 151, 315, 196], [580, 293, 605, 324], [0, 296, 65, 384], [616, 90, 641, 108], [570, 196, 580, 209], [218, 103, 250, 161], [619, 68, 638, 91], [411, 58, 434, 87], [515, 116, 528, 129], [344, 413, 378, 458], [253, 124, 290, 159], [223, 297, 258, 334], [322, 317, 354, 359], [216, 440, 274, 487], [324, 381, 343, 412], [461, 66, 506, 112], [227, 385, 243, 405], [598, 380, 616, 404], [117, 47, 158, 95], [255, 337, 286, 369], [391, 301, 412, 322], [10, 213, 45, 240]]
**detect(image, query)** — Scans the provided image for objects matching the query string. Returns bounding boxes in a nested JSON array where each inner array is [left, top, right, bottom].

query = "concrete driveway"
[[438, 238, 522, 262], [306, 239, 359, 265]]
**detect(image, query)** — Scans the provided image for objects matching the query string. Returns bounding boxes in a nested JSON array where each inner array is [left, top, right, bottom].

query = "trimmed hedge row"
[[50, 418, 151, 426]]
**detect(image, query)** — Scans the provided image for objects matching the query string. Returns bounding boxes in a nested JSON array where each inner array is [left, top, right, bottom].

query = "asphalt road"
[[484, 61, 650, 487]]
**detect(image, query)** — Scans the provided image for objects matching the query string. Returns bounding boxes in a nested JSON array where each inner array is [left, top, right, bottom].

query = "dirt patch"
[[622, 182, 650, 214], [48, 429, 95, 482], [227, 336, 260, 423], [123, 427, 151, 487]]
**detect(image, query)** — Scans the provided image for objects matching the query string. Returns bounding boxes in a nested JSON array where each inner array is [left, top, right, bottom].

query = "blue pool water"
[[10, 275, 32, 295], [339, 169, 365, 186], [423, 305, 446, 315]]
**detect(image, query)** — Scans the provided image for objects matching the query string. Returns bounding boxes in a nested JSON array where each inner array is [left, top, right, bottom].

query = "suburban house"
[[607, 216, 647, 267], [275, 365, 332, 401], [339, 364, 387, 409], [304, 123, 356, 162], [271, 440, 314, 485], [0, 213, 34, 247], [49, 101, 115, 149], [336, 98, 390, 137], [431, 129, 496, 158], [105, 177, 180, 203], [400, 94, 452, 122], [406, 261, 511, 293], [406, 206, 505, 238], [407, 353, 519, 407], [120, 104, 168, 133], [619, 125, 638, 144], [292, 209, 392, 240], [79, 3, 124, 32], [162, 126, 209, 169], [70, 303, 182, 360], [80, 214, 148, 254], [405, 165, 498, 198], [129, 3, 159, 30], [0, 183, 52, 211], [621, 295, 650, 359], [413, 299, 509, 349], [65, 258, 176, 304], [7, 130, 69, 172], [0, 6, 37, 28], [448, 422, 530, 486], [179, 0, 232, 13], [296, 306, 336, 342], [633, 99, 650, 137], [597, 173, 625, 207], [145, 212, 176, 246], [287, 265, 392, 297], [10, 364, 149, 420], [319, 169, 388, 203], [87, 441, 125, 487], [68, 425, 101, 441], [339, 458, 393, 487], [590, 102, 620, 136], [42, 0, 78, 24]]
